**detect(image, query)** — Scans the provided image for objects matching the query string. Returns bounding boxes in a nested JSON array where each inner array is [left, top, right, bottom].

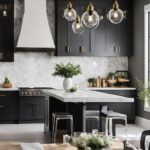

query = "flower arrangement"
[[74, 134, 112, 150]]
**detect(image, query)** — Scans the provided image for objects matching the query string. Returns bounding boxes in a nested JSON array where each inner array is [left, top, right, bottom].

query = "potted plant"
[[53, 63, 82, 92], [88, 78, 96, 87], [2, 77, 12, 88], [136, 79, 150, 106]]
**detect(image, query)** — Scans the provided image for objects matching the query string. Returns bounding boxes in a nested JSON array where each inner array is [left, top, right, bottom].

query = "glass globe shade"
[[64, 8, 77, 21], [81, 11, 100, 28], [72, 21, 85, 35], [108, 8, 124, 24]]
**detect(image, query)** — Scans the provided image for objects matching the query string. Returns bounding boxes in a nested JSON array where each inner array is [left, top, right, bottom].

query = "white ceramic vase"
[[63, 78, 73, 92]]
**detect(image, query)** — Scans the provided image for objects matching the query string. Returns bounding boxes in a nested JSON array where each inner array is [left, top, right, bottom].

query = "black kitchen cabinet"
[[56, 0, 91, 56], [0, 91, 19, 122], [56, 0, 133, 57], [0, 0, 14, 62], [19, 96, 45, 123]]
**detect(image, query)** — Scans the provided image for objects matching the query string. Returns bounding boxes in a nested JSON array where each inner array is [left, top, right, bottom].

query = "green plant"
[[52, 63, 82, 78], [88, 78, 96, 84], [69, 86, 77, 93], [108, 72, 116, 79], [136, 78, 150, 106], [4, 77, 11, 84]]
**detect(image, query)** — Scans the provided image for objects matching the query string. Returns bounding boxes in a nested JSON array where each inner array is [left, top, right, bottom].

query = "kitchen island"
[[43, 89, 135, 136]]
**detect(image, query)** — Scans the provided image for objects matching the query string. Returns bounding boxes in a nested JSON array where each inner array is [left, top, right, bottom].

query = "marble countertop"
[[43, 89, 134, 103], [0, 88, 19, 91], [86, 87, 136, 90]]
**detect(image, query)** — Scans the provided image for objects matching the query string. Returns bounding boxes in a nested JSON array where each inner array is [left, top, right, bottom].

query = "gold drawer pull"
[[65, 45, 70, 53], [0, 94, 5, 97], [80, 46, 84, 53]]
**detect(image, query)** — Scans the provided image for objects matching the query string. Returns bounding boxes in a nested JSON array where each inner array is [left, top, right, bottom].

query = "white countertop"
[[86, 87, 136, 90], [0, 88, 19, 91], [43, 89, 134, 103]]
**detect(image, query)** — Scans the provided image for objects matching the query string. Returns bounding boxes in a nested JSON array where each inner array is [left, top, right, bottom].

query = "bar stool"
[[85, 110, 100, 132], [52, 112, 74, 143], [100, 106, 127, 139]]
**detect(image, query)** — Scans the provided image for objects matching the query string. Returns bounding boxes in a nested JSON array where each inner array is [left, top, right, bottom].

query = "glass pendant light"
[[72, 15, 85, 35], [81, 2, 100, 28], [64, 1, 77, 21], [108, 0, 124, 24]]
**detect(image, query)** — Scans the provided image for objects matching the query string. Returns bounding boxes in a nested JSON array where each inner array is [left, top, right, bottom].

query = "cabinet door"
[[115, 0, 133, 56], [0, 91, 18, 121], [20, 98, 35, 120], [57, 9, 69, 56], [35, 97, 45, 120], [0, 1, 14, 62], [90, 1, 108, 56]]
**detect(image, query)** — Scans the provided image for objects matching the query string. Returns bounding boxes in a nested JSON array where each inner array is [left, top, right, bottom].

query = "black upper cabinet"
[[56, 0, 90, 56], [0, 0, 14, 62], [56, 0, 133, 57]]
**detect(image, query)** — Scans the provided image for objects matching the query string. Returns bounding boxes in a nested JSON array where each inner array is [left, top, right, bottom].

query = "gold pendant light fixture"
[[63, 0, 126, 35], [81, 2, 100, 29], [64, 1, 77, 21], [72, 15, 85, 35], [108, 0, 124, 24]]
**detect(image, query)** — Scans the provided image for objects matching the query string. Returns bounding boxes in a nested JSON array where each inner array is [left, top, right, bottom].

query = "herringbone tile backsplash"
[[0, 53, 128, 88]]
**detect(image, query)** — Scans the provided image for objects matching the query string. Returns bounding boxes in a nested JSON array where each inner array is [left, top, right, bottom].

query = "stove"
[[19, 87, 52, 96]]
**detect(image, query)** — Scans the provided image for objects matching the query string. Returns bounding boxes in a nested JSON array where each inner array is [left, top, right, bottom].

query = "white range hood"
[[17, 0, 55, 50]]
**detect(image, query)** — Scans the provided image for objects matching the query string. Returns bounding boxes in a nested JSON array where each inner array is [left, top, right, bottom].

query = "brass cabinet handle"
[[0, 94, 5, 97], [114, 46, 117, 53], [65, 45, 70, 53], [80, 46, 84, 53]]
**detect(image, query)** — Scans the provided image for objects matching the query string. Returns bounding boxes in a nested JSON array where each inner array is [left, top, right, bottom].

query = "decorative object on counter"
[[2, 77, 12, 88], [96, 76, 101, 87], [87, 78, 96, 87], [102, 78, 108, 88], [107, 72, 117, 87], [53, 63, 82, 92], [69, 86, 77, 93], [108, 0, 125, 24], [136, 78, 150, 107], [73, 133, 112, 150], [116, 71, 129, 87], [64, 1, 77, 21]]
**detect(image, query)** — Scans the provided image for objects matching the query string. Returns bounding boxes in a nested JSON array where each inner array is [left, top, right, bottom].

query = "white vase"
[[63, 78, 73, 92]]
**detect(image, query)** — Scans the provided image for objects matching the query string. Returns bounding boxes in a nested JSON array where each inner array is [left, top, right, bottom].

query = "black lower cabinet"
[[0, 91, 19, 122], [19, 96, 45, 123]]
